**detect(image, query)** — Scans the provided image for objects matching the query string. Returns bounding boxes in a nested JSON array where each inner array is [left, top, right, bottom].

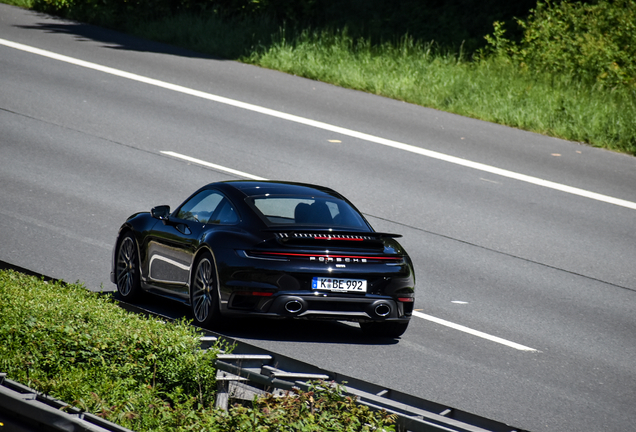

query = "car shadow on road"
[[111, 292, 401, 346], [212, 317, 402, 346]]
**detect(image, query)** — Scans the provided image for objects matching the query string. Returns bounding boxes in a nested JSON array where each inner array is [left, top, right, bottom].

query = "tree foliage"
[[484, 0, 636, 89], [30, 0, 537, 52]]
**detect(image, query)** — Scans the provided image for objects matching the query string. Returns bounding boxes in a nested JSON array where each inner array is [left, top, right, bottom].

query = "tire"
[[190, 251, 221, 328], [360, 321, 409, 338], [115, 233, 143, 301]]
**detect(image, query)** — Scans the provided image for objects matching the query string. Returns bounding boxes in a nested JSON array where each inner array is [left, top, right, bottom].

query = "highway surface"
[[1, 4, 635, 431]]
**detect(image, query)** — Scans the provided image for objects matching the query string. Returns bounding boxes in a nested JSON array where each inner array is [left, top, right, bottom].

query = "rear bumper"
[[225, 292, 413, 323]]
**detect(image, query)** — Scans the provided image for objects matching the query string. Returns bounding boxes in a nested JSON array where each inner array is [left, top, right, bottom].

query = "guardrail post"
[[215, 371, 230, 411]]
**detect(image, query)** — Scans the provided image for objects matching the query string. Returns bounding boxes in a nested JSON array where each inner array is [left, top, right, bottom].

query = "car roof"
[[214, 181, 344, 199]]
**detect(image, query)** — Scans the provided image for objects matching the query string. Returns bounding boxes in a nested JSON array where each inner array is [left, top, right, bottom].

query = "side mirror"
[[151, 205, 171, 220]]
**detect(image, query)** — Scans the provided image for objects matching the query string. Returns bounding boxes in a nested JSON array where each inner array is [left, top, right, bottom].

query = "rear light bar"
[[250, 251, 402, 262]]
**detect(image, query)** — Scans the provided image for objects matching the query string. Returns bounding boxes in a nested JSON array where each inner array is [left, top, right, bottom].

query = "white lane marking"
[[2, 38, 635, 211], [159, 150, 538, 352], [161, 151, 267, 180], [413, 311, 538, 352]]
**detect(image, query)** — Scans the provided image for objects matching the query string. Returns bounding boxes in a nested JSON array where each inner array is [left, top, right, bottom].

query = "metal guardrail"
[[0, 261, 528, 432], [0, 373, 134, 432], [197, 332, 527, 432]]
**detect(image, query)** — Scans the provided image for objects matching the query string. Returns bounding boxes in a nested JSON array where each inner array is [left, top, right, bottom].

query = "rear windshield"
[[247, 195, 370, 230]]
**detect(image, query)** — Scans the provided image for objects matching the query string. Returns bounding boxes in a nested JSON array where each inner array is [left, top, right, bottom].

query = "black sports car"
[[111, 181, 415, 337]]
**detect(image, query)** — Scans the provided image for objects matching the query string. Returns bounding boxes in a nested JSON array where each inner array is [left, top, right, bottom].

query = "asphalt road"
[[1, 5, 635, 431]]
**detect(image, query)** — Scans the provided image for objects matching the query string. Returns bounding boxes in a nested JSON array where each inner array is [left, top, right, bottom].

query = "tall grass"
[[246, 29, 636, 154]]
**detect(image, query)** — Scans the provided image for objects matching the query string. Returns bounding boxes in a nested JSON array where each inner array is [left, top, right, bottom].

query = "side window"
[[209, 199, 239, 225], [177, 190, 238, 224]]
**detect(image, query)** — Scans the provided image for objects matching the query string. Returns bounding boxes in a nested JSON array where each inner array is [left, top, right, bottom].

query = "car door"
[[145, 189, 228, 298]]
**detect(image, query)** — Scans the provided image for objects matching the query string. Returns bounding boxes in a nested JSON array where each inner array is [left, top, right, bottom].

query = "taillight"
[[397, 297, 414, 302], [245, 250, 402, 263]]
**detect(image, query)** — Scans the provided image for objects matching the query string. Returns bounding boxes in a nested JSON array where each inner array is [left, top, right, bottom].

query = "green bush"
[[30, 0, 184, 25], [25, 0, 536, 52], [485, 0, 636, 89], [0, 270, 223, 430]]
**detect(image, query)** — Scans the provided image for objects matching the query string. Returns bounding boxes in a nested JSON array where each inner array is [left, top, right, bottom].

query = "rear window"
[[247, 195, 370, 230]]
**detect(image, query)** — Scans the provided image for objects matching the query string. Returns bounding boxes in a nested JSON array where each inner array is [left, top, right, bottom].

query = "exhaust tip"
[[284, 300, 303, 314], [375, 303, 391, 317]]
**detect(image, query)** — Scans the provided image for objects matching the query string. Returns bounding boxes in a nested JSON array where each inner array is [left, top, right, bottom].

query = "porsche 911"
[[111, 181, 415, 337]]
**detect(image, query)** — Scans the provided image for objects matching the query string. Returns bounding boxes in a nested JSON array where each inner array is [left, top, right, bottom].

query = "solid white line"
[[160, 151, 268, 180], [2, 38, 635, 211], [412, 311, 538, 352]]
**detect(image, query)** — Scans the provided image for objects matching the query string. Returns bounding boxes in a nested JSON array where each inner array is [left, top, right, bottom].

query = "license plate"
[[312, 277, 367, 293]]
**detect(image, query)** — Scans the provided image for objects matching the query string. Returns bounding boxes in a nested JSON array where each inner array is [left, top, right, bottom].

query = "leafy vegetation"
[[2, 0, 635, 154], [484, 0, 636, 90], [0, 270, 396, 431], [18, 0, 538, 52]]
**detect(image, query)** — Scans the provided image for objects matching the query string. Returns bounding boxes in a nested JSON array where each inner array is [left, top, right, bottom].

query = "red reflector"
[[235, 291, 274, 297], [397, 297, 414, 302]]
